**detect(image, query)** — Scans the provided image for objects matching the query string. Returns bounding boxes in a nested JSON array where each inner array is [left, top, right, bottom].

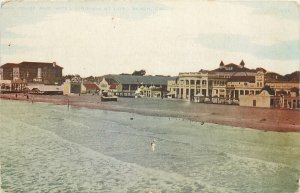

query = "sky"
[[0, 0, 299, 77]]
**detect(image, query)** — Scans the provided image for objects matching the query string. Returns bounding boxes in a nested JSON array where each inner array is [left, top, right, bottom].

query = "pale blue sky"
[[0, 1, 299, 76]]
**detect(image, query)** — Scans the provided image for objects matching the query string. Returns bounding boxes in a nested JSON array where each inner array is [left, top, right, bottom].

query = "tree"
[[282, 71, 300, 82], [63, 74, 75, 82], [84, 76, 96, 82], [261, 85, 275, 95], [132, 70, 146, 76]]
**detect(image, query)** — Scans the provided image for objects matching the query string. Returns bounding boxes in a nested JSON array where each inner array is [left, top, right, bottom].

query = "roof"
[[103, 74, 176, 85], [265, 80, 299, 84], [227, 76, 255, 83], [1, 61, 63, 69], [83, 83, 99, 90], [209, 71, 256, 77], [290, 87, 299, 92], [212, 63, 255, 73], [0, 63, 19, 68], [26, 85, 63, 92], [109, 83, 118, 89], [20, 61, 63, 69]]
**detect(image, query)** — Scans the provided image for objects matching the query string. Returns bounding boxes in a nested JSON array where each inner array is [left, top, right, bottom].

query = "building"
[[98, 78, 110, 93], [265, 81, 299, 95], [63, 79, 81, 95], [239, 90, 275, 108], [135, 85, 164, 98], [240, 90, 300, 109], [81, 83, 100, 94], [0, 61, 63, 92], [101, 74, 176, 97], [63, 79, 100, 95], [168, 60, 299, 109], [167, 71, 209, 100], [0, 61, 63, 85], [25, 84, 63, 95], [168, 60, 262, 100]]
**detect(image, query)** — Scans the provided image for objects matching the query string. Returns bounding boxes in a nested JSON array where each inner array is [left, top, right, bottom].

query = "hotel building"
[[0, 61, 63, 92]]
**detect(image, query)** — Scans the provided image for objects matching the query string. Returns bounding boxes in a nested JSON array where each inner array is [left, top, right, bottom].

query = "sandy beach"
[[1, 93, 299, 132]]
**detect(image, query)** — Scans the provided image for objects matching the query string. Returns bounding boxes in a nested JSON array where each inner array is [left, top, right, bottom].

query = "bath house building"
[[100, 74, 176, 97], [167, 60, 263, 100]]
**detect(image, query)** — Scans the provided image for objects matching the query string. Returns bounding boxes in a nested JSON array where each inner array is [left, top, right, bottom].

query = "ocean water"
[[0, 100, 299, 193]]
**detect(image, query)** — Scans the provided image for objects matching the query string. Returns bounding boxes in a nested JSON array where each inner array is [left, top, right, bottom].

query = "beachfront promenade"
[[0, 94, 299, 132]]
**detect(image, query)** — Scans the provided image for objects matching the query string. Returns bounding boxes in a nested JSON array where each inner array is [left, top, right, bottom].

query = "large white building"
[[167, 60, 300, 109], [168, 60, 263, 100]]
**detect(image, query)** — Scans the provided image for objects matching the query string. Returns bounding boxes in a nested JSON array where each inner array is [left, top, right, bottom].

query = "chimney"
[[53, 62, 56, 67]]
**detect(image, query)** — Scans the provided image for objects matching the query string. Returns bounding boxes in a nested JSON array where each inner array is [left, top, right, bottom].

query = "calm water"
[[0, 100, 299, 193]]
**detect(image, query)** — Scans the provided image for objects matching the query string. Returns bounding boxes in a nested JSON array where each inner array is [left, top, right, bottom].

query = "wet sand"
[[1, 93, 299, 132]]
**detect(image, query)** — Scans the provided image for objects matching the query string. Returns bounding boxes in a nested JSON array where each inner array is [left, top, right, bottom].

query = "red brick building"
[[0, 61, 63, 85]]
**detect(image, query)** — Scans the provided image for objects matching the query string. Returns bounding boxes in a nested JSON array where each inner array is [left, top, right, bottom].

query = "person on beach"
[[150, 139, 156, 152]]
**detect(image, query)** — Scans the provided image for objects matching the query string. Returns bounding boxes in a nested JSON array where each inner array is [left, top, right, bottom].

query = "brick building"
[[0, 61, 63, 85]]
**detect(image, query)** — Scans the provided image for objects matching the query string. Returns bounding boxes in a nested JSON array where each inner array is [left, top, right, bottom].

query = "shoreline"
[[1, 93, 299, 132]]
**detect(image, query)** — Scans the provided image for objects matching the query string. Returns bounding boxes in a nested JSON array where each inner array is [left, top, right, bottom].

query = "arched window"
[[186, 80, 189, 85]]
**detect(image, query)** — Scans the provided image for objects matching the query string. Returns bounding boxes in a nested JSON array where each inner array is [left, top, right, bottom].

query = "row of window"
[[180, 80, 207, 85]]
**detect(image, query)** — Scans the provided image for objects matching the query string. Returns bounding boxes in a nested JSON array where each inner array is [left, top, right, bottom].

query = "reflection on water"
[[0, 100, 300, 193]]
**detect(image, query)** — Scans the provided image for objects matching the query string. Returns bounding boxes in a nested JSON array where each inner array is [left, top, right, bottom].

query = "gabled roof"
[[83, 83, 99, 90], [103, 74, 176, 85]]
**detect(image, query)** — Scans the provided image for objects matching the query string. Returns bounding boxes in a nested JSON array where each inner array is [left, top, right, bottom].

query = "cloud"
[[196, 33, 299, 60], [233, 1, 300, 22]]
